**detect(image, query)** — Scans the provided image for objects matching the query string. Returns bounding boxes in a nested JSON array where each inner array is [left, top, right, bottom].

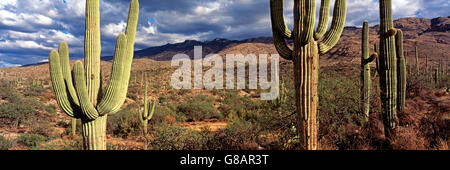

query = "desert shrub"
[[107, 103, 142, 138], [23, 83, 46, 97], [177, 95, 221, 121], [31, 123, 56, 140], [318, 70, 369, 149], [0, 136, 12, 150], [16, 134, 46, 150], [44, 104, 57, 115], [150, 123, 206, 150], [218, 91, 263, 121], [0, 98, 44, 127], [208, 120, 260, 150]]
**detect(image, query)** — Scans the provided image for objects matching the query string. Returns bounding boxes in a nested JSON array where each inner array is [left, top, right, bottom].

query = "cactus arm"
[[58, 42, 80, 107], [270, 0, 293, 60], [396, 29, 406, 112], [300, 0, 316, 43], [318, 0, 347, 54], [84, 0, 102, 105], [48, 50, 78, 118], [148, 99, 156, 120], [97, 34, 128, 116], [269, 0, 293, 39], [314, 0, 331, 40], [105, 0, 140, 116], [73, 62, 99, 121]]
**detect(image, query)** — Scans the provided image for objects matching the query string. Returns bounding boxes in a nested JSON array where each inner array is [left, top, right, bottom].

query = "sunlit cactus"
[[139, 79, 156, 135], [48, 0, 139, 150], [396, 29, 406, 112], [71, 118, 77, 136], [378, 0, 399, 139], [361, 21, 378, 122], [270, 0, 347, 150]]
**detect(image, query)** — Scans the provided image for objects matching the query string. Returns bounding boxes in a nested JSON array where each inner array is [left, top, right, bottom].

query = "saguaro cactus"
[[415, 46, 420, 75], [49, 0, 139, 150], [396, 30, 406, 112], [270, 0, 347, 150], [139, 80, 156, 135], [361, 21, 378, 122], [378, 0, 398, 139]]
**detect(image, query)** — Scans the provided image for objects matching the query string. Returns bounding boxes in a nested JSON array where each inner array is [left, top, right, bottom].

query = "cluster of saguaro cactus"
[[270, 0, 347, 150], [48, 0, 139, 150], [396, 30, 406, 112], [139, 79, 156, 135], [378, 0, 401, 139], [361, 21, 378, 122]]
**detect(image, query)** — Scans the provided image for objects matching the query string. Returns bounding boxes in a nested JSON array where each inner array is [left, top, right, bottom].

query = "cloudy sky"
[[0, 0, 448, 67]]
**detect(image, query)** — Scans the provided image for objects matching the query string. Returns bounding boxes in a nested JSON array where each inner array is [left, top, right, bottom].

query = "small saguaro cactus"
[[139, 80, 156, 135], [378, 0, 399, 139], [361, 21, 378, 122], [396, 30, 406, 112], [48, 0, 139, 150], [415, 46, 420, 75], [270, 0, 347, 150]]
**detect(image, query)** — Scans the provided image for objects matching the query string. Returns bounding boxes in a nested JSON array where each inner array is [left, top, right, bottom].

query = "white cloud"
[[102, 21, 127, 38]]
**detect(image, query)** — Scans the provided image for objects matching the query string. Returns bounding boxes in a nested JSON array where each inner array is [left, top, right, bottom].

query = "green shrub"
[[218, 91, 263, 121], [23, 83, 46, 97], [16, 134, 46, 150], [0, 136, 12, 150], [177, 95, 221, 121], [150, 123, 206, 150], [107, 103, 141, 138]]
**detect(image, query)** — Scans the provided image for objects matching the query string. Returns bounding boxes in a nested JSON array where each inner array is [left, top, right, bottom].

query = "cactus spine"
[[139, 79, 156, 135], [48, 0, 139, 150], [396, 30, 406, 112], [378, 0, 398, 139], [270, 0, 347, 150], [361, 21, 377, 122]]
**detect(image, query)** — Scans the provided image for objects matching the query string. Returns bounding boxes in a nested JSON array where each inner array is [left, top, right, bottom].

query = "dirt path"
[[181, 119, 228, 132]]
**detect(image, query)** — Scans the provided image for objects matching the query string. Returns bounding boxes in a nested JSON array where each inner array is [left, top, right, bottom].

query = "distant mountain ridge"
[[16, 16, 450, 67]]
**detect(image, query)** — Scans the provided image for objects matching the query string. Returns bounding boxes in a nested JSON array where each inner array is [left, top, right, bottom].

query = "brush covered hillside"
[[0, 17, 449, 150]]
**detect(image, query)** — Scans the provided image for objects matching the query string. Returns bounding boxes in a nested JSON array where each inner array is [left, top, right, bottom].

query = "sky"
[[0, 0, 449, 67]]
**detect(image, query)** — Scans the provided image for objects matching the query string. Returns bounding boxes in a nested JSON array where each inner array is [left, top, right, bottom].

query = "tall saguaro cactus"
[[49, 0, 139, 150], [378, 0, 398, 139], [270, 0, 347, 150], [361, 21, 378, 122], [396, 30, 406, 112]]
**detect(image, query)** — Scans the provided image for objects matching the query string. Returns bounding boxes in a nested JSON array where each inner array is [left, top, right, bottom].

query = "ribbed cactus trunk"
[[49, 0, 139, 150], [361, 21, 377, 122], [270, 0, 347, 150], [379, 0, 398, 140], [396, 30, 406, 112]]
